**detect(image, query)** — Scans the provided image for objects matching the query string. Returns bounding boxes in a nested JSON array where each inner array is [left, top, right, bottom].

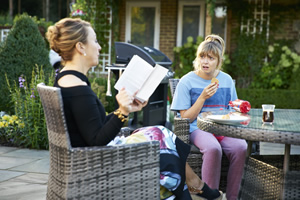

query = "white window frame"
[[125, 1, 160, 49], [177, 0, 205, 47], [0, 29, 10, 42]]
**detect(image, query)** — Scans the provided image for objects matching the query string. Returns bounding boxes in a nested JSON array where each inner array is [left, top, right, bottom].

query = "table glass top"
[[199, 109, 300, 133]]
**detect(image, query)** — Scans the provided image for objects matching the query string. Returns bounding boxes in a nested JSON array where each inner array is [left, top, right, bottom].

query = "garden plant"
[[0, 13, 52, 113]]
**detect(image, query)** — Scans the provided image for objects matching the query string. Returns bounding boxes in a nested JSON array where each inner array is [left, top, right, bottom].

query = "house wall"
[[226, 9, 240, 54], [118, 0, 300, 63], [227, 0, 300, 54], [118, 0, 126, 42], [159, 0, 178, 61], [118, 0, 178, 61], [270, 0, 300, 53]]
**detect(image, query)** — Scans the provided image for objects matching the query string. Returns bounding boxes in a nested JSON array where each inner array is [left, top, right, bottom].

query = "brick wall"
[[118, 0, 126, 42], [270, 2, 300, 42], [117, 0, 177, 61], [160, 0, 178, 61], [227, 9, 240, 54]]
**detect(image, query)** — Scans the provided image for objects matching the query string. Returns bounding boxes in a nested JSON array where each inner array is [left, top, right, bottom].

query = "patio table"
[[197, 108, 300, 199]]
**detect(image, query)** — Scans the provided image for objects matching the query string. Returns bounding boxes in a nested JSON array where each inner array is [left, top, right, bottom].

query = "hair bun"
[[205, 35, 222, 45], [205, 34, 225, 56], [46, 25, 61, 53]]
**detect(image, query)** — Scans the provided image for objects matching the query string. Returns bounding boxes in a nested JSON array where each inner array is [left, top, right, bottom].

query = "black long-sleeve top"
[[54, 70, 124, 147]]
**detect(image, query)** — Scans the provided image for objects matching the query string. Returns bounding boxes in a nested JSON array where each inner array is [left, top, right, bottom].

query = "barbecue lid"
[[115, 42, 172, 67]]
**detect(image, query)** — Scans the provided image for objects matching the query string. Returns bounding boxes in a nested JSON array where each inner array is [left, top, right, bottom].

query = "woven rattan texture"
[[253, 155, 300, 200], [239, 155, 300, 200], [284, 171, 300, 199], [37, 83, 160, 200], [197, 117, 300, 145], [169, 78, 179, 99], [170, 79, 229, 192], [239, 157, 283, 200]]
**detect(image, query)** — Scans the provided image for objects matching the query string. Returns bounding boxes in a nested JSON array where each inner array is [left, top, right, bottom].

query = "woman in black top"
[[46, 18, 223, 200]]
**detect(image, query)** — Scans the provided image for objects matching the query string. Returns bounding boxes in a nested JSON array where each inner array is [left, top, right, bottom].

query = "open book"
[[114, 55, 168, 103]]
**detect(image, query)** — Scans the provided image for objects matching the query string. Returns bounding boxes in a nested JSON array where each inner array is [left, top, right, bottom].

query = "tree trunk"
[[9, 0, 13, 19], [18, 0, 21, 14], [43, 0, 50, 21], [46, 0, 49, 21]]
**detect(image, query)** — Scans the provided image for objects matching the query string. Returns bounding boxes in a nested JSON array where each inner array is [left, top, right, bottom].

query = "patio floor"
[[0, 146, 48, 200]]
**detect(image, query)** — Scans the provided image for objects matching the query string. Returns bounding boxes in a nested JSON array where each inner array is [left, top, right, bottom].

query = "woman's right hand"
[[181, 82, 218, 122], [180, 78, 219, 122], [115, 88, 133, 116], [199, 82, 218, 100]]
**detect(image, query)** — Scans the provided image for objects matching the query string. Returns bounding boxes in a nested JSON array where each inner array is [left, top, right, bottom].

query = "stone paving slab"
[[10, 157, 49, 174], [2, 148, 49, 159], [11, 172, 48, 184], [0, 146, 18, 155], [0, 156, 37, 170], [0, 178, 47, 200], [0, 170, 25, 182], [0, 146, 49, 199]]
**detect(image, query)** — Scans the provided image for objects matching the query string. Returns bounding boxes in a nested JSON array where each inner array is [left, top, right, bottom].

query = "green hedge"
[[237, 89, 300, 109]]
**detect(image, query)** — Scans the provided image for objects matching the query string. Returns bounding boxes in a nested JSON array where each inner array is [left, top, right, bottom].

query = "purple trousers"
[[190, 129, 247, 200]]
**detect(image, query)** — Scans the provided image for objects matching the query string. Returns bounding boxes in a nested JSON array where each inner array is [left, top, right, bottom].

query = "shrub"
[[289, 68, 300, 90], [0, 13, 52, 113], [172, 36, 203, 78], [237, 88, 300, 109], [89, 73, 116, 113], [4, 65, 55, 149], [0, 14, 13, 26], [225, 33, 268, 88], [251, 44, 300, 90], [0, 114, 25, 145]]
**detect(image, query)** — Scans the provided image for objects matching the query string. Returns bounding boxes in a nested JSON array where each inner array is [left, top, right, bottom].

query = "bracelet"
[[113, 109, 129, 122]]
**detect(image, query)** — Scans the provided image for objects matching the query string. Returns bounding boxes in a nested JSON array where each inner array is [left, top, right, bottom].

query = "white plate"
[[206, 115, 248, 125]]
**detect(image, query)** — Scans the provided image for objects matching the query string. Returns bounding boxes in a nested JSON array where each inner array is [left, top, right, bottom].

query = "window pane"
[[212, 6, 227, 39], [182, 6, 200, 45], [131, 7, 155, 47]]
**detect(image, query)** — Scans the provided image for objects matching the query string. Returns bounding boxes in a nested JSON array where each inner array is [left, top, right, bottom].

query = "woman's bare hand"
[[129, 99, 148, 112], [115, 88, 133, 115], [116, 88, 148, 115], [199, 82, 218, 100]]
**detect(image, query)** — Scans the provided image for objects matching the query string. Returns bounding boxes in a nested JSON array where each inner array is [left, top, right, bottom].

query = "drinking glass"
[[262, 104, 275, 124]]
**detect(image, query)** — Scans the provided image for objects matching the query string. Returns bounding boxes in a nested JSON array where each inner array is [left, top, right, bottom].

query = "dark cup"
[[262, 111, 274, 123], [262, 104, 275, 124]]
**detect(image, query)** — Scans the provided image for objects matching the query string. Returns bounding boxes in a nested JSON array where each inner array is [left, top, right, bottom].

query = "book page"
[[114, 55, 154, 96], [135, 64, 168, 102]]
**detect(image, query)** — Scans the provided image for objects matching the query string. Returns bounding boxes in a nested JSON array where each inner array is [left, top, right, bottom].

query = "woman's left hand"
[[129, 99, 148, 112]]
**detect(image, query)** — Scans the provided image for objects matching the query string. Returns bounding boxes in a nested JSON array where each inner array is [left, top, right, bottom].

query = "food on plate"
[[201, 111, 212, 118], [221, 114, 230, 120], [211, 77, 219, 84]]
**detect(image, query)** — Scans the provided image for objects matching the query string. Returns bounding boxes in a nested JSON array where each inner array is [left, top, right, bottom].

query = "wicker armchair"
[[37, 83, 160, 200], [169, 78, 229, 192]]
